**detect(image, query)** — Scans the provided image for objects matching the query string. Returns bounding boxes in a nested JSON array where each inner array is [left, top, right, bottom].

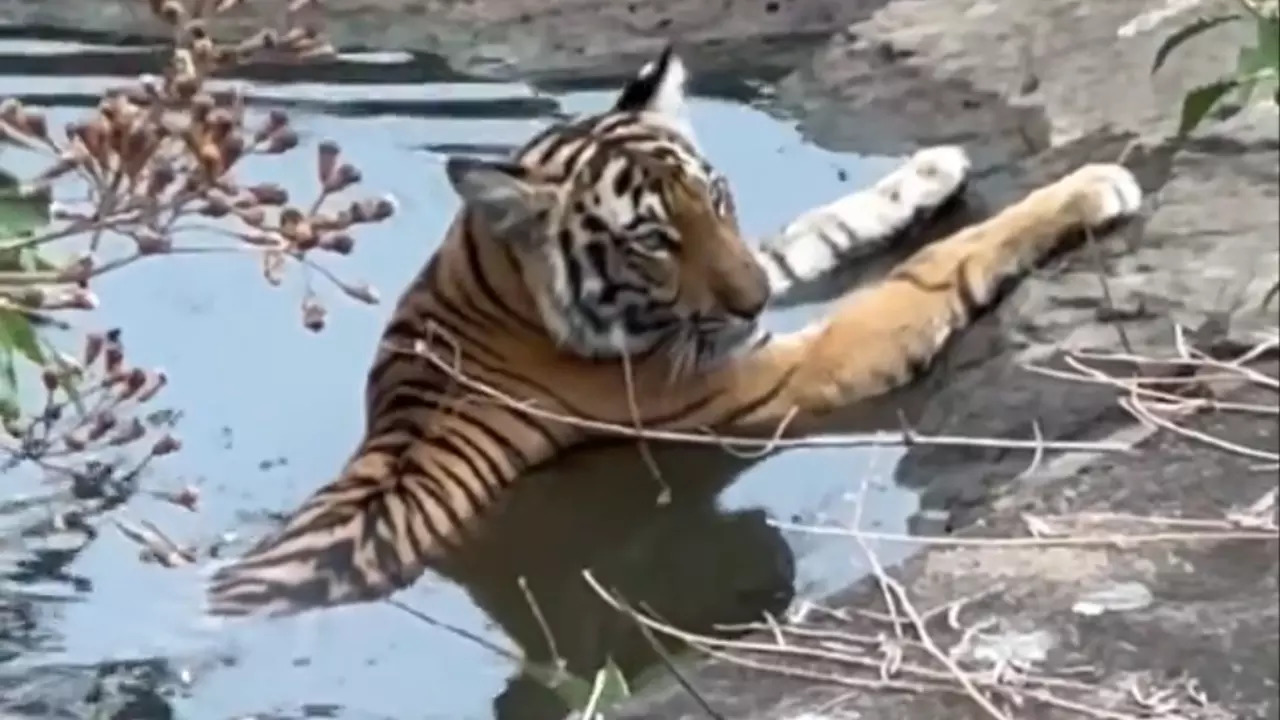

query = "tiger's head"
[[443, 46, 770, 373]]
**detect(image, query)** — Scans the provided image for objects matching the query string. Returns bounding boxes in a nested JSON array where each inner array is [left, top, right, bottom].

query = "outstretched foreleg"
[[689, 162, 1144, 433], [754, 146, 972, 296]]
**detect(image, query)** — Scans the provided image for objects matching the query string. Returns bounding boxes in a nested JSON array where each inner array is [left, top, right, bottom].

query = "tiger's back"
[[207, 45, 1144, 618]]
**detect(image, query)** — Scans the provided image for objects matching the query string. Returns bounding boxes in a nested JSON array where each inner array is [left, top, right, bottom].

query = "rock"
[[0, 0, 888, 79], [617, 366, 1280, 719]]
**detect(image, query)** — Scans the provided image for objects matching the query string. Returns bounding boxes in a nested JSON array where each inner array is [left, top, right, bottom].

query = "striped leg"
[[755, 145, 972, 296]]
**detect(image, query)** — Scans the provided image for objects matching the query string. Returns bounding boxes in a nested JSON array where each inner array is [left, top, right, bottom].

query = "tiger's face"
[[443, 46, 770, 373]]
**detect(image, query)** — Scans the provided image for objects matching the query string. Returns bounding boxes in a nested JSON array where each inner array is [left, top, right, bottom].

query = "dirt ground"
[[3, 0, 1277, 718]]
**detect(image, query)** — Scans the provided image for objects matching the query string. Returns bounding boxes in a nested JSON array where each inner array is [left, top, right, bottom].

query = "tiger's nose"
[[725, 291, 767, 321], [720, 263, 770, 321]]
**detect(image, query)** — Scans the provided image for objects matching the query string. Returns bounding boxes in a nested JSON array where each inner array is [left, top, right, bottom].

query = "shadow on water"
[[0, 36, 943, 719]]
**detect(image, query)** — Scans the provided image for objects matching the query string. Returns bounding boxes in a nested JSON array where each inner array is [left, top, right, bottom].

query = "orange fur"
[[206, 49, 1143, 618]]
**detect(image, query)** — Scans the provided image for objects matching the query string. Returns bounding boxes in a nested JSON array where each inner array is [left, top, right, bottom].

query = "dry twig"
[[384, 331, 1135, 457]]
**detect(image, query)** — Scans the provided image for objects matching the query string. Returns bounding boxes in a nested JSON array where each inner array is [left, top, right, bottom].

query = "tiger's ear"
[[613, 44, 696, 141], [445, 156, 557, 240]]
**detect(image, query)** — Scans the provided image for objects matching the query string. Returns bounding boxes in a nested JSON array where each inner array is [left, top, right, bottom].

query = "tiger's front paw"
[[883, 145, 972, 213], [756, 145, 972, 295], [1064, 163, 1144, 229]]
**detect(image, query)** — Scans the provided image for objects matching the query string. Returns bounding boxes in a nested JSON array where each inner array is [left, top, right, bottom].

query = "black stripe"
[[561, 136, 595, 173], [830, 220, 867, 255], [395, 476, 449, 553], [764, 248, 802, 283], [716, 363, 802, 428], [424, 298, 509, 364], [374, 372, 564, 452], [360, 490, 403, 577], [446, 421, 520, 479], [460, 215, 543, 333], [560, 230, 584, 299], [370, 384, 441, 425], [420, 433, 500, 507], [815, 229, 845, 256], [529, 127, 577, 166], [396, 452, 472, 537], [639, 390, 721, 427], [372, 414, 430, 439], [416, 436, 493, 515]]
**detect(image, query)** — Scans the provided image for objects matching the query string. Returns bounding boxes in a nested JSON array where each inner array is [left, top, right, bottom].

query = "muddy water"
[[0, 39, 920, 719]]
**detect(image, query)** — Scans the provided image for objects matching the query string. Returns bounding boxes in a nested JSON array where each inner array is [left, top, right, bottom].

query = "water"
[[0, 40, 922, 719]]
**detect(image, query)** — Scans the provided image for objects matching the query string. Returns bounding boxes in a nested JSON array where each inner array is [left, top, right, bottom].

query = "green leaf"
[[1178, 79, 1243, 136], [0, 340, 17, 401], [1254, 11, 1280, 71], [0, 393, 18, 423], [0, 309, 45, 367], [0, 165, 51, 242], [524, 661, 593, 709], [581, 658, 632, 714], [524, 657, 632, 714], [1152, 14, 1244, 75]]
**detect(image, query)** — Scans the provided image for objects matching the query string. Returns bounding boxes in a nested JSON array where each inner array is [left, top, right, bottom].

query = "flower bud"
[[323, 163, 361, 193], [316, 140, 339, 187], [151, 433, 182, 456], [247, 183, 288, 205], [319, 232, 354, 255], [265, 128, 298, 154]]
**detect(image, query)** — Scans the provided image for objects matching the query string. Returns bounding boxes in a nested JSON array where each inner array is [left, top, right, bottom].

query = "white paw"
[[1070, 163, 1144, 226], [880, 144, 971, 211], [754, 145, 972, 295]]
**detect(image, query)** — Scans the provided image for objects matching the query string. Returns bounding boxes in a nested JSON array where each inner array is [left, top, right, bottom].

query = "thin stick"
[[714, 405, 799, 459], [580, 668, 610, 720], [1016, 419, 1047, 479], [1083, 223, 1135, 354], [1047, 510, 1250, 530], [850, 451, 904, 642], [618, 341, 672, 505], [1025, 358, 1279, 416], [518, 575, 565, 675], [606, 577, 726, 720], [769, 519, 1277, 546], [877, 570, 1013, 720], [582, 572, 1157, 718], [1119, 393, 1280, 462], [846, 458, 1011, 720], [387, 336, 1135, 456], [387, 598, 521, 663]]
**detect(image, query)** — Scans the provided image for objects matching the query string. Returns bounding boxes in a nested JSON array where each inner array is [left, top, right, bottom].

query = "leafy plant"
[[1152, 0, 1280, 136], [0, 166, 53, 416], [0, 0, 393, 545]]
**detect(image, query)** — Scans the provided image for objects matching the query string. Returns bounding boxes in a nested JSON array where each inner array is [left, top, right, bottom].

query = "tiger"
[[206, 44, 1144, 617]]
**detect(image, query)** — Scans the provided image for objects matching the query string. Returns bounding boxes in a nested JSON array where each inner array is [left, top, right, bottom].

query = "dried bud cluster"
[[0, 0, 401, 568], [1, 0, 395, 336], [3, 327, 178, 486], [0, 0, 398, 511]]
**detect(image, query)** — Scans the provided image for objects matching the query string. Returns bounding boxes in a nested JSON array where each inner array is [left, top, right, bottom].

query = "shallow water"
[[0, 40, 923, 719]]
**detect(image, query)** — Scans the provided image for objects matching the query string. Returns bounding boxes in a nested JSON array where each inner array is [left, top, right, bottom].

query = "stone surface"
[[0, 0, 886, 80], [618, 368, 1280, 718]]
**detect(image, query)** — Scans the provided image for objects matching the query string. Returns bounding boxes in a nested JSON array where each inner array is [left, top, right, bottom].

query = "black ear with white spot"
[[445, 156, 556, 241], [613, 44, 695, 140]]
